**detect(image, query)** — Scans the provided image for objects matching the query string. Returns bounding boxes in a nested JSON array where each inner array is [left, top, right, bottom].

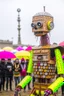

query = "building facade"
[[0, 39, 34, 49]]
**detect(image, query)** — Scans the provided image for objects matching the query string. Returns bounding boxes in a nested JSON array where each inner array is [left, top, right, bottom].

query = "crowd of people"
[[0, 58, 33, 93]]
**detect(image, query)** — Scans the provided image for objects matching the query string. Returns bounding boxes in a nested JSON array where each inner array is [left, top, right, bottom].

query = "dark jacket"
[[5, 62, 14, 77], [0, 64, 3, 78], [0, 62, 6, 77]]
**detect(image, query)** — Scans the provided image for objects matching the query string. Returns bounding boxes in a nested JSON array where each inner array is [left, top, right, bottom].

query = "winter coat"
[[0, 64, 3, 78], [20, 63, 26, 76], [0, 62, 6, 77], [13, 63, 21, 77], [5, 62, 14, 77]]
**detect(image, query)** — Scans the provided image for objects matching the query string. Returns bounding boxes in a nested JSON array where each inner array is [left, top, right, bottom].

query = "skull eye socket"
[[37, 22, 43, 28], [47, 21, 54, 30], [31, 23, 36, 28]]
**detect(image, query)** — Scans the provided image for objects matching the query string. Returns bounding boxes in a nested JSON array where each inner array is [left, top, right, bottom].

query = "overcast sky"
[[0, 0, 64, 45]]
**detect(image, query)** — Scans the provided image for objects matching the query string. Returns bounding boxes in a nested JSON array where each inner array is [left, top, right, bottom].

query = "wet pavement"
[[0, 81, 31, 96], [0, 89, 62, 96], [0, 90, 31, 96], [0, 80, 62, 96], [0, 91, 30, 96]]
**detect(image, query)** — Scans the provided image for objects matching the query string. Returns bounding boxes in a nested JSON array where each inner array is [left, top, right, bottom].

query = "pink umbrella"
[[59, 41, 64, 47], [25, 46, 32, 51], [16, 46, 24, 51], [0, 51, 16, 59]]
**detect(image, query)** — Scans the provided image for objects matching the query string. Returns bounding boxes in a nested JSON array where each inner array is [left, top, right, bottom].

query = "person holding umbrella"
[[13, 59, 21, 88], [0, 58, 6, 91], [5, 58, 14, 91], [0, 50, 16, 91], [0, 62, 3, 92], [20, 58, 26, 92]]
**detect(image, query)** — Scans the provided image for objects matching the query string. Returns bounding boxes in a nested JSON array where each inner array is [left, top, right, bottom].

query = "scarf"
[[21, 64, 26, 70], [20, 64, 26, 76]]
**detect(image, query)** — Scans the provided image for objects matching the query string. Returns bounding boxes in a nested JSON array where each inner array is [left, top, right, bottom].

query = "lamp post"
[[17, 8, 21, 45]]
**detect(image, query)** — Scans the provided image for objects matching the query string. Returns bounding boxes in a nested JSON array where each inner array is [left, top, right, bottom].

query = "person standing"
[[5, 59, 13, 91], [0, 58, 6, 91], [20, 58, 26, 92], [13, 59, 21, 88], [0, 63, 3, 92]]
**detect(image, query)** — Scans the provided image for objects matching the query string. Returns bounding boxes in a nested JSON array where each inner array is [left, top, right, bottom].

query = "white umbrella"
[[23, 46, 27, 50], [11, 49, 18, 54]]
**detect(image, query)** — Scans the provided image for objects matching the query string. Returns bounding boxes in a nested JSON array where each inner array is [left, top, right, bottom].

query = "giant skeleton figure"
[[14, 7, 64, 96]]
